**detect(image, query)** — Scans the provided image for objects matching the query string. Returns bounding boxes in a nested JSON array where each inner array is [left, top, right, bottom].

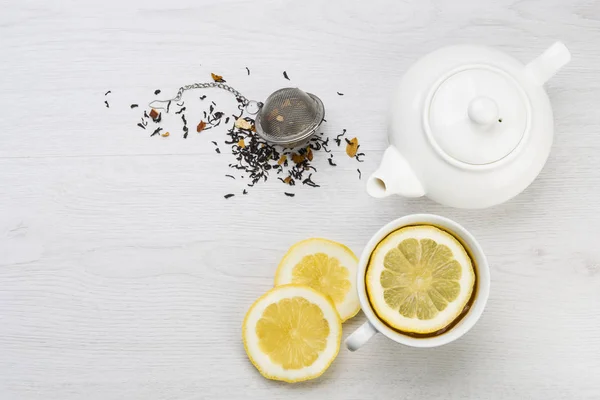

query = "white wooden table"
[[1, 0, 599, 398]]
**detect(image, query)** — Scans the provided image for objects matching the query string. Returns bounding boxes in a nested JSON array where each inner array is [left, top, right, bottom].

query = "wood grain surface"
[[1, 0, 600, 398]]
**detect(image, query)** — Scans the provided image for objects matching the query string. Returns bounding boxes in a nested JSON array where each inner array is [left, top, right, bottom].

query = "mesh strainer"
[[149, 82, 325, 148], [255, 88, 325, 147]]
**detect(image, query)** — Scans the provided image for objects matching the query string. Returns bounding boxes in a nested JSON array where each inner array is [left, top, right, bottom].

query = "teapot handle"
[[525, 42, 571, 86]]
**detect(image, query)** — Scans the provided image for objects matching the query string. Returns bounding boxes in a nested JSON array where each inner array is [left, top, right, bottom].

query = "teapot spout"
[[367, 146, 425, 199], [525, 42, 571, 85]]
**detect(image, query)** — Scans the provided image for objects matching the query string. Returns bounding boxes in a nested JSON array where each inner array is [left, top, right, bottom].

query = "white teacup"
[[346, 214, 490, 350]]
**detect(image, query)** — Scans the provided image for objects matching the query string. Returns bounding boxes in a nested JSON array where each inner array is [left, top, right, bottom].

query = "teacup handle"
[[345, 321, 378, 351]]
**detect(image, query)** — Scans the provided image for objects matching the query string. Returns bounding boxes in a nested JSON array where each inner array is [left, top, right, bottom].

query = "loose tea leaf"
[[211, 73, 225, 83], [357, 168, 362, 179], [337, 92, 344, 96], [284, 192, 295, 197], [130, 104, 139, 109], [246, 67, 250, 75], [225, 174, 235, 179], [104, 101, 109, 108], [283, 71, 290, 80], [302, 173, 320, 188], [105, 90, 111, 96], [335, 129, 346, 146], [154, 89, 161, 95], [197, 121, 207, 133], [224, 194, 235, 199], [346, 137, 359, 158], [150, 127, 163, 137], [200, 95, 207, 100]]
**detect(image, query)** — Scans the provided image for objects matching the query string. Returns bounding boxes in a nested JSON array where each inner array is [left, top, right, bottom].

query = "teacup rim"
[[356, 213, 490, 348]]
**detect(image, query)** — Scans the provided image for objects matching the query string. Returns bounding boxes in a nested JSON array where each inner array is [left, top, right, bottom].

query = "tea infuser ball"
[[254, 88, 325, 148], [149, 81, 325, 148]]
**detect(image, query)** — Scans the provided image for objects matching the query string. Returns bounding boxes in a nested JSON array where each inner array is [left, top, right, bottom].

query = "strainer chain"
[[173, 82, 249, 106]]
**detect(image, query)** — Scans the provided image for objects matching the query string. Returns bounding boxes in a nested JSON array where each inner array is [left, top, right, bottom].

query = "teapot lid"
[[424, 65, 531, 166]]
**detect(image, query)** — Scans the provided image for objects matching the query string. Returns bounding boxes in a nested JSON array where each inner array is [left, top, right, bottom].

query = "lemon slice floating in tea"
[[366, 225, 475, 334], [275, 238, 360, 322], [242, 285, 342, 383]]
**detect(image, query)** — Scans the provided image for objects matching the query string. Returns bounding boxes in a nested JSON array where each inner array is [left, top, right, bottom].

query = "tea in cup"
[[346, 214, 490, 350]]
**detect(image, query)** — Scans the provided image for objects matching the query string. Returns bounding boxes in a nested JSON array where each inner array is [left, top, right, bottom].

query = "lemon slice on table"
[[366, 225, 475, 334], [242, 285, 342, 383], [274, 238, 360, 322]]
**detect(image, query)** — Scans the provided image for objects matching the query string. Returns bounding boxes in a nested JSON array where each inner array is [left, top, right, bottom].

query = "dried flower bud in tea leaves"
[[306, 147, 313, 161], [211, 73, 225, 83], [277, 155, 287, 165], [197, 121, 207, 133], [235, 117, 252, 130], [161, 131, 170, 137], [238, 139, 245, 148], [346, 137, 359, 158], [291, 153, 305, 164]]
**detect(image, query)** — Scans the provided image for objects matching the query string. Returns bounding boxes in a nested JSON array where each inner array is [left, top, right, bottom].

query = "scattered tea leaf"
[[225, 174, 235, 179], [283, 71, 290, 80], [137, 123, 146, 130], [105, 90, 111, 96], [130, 104, 139, 109], [357, 168, 362, 179], [284, 192, 295, 197], [150, 127, 163, 137], [337, 92, 344, 96], [154, 89, 161, 95], [224, 194, 235, 199], [302, 173, 320, 188], [200, 95, 207, 100], [335, 129, 347, 146], [243, 189, 248, 195], [104, 101, 110, 108], [246, 67, 250, 75]]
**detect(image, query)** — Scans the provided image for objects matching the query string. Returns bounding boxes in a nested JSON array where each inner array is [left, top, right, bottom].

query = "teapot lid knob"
[[467, 96, 499, 127]]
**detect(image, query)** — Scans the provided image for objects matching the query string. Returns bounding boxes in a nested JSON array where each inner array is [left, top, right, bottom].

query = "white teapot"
[[367, 42, 571, 209]]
